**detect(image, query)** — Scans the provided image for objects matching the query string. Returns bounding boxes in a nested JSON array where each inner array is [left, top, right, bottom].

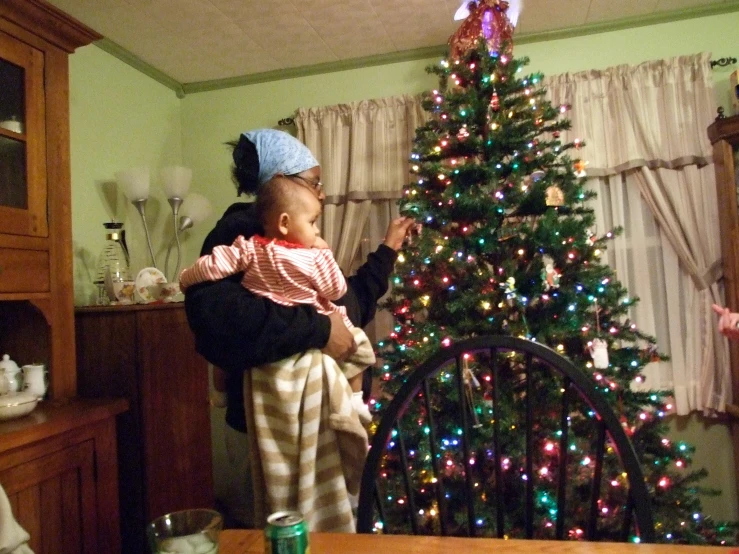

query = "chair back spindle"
[[357, 336, 655, 543]]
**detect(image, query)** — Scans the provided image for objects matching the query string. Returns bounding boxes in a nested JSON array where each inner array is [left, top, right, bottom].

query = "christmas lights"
[[370, 12, 736, 544]]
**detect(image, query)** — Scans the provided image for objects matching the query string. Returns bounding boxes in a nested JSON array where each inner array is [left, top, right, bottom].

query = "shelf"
[[75, 301, 186, 314], [0, 397, 129, 453]]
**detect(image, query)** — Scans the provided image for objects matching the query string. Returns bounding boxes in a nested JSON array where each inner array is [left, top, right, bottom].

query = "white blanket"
[[245, 327, 375, 532]]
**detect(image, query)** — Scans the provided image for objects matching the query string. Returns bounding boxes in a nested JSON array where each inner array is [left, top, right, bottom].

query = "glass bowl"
[[147, 508, 222, 554]]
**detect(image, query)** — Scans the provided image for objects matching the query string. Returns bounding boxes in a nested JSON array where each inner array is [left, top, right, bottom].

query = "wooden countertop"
[[75, 301, 184, 313], [219, 529, 737, 553], [0, 397, 129, 453]]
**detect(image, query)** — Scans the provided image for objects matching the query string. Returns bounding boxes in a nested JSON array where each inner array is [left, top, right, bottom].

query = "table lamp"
[[164, 192, 212, 281], [116, 167, 157, 268]]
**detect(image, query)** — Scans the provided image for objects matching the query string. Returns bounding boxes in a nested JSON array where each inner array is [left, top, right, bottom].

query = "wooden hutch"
[[0, 1, 127, 553], [707, 111, 739, 504]]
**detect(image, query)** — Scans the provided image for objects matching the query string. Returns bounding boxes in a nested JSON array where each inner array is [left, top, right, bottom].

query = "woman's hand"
[[383, 216, 418, 251], [321, 312, 358, 362], [712, 303, 739, 340]]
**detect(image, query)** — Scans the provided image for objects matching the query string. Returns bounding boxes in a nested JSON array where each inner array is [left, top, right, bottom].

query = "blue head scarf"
[[241, 129, 319, 186]]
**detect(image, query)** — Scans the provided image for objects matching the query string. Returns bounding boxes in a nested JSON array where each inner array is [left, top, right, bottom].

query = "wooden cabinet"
[[0, 398, 128, 553], [0, 3, 127, 554], [75, 303, 215, 554], [708, 114, 739, 385], [0, 27, 47, 239], [0, 0, 100, 398], [707, 112, 739, 508]]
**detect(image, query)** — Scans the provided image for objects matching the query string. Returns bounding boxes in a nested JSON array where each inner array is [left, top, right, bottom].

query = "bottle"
[[94, 222, 132, 305]]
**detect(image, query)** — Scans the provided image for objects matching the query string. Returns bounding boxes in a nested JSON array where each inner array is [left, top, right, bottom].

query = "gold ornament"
[[545, 185, 565, 206]]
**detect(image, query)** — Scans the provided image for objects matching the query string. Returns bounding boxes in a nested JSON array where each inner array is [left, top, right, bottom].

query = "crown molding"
[[1, 0, 101, 52], [181, 45, 447, 94], [516, 0, 739, 45], [94, 38, 185, 98]]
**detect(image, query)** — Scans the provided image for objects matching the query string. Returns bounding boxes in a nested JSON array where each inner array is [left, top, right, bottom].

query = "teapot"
[[0, 354, 21, 393]]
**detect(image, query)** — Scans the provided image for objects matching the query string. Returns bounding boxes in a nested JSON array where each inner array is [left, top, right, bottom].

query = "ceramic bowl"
[[0, 391, 39, 421]]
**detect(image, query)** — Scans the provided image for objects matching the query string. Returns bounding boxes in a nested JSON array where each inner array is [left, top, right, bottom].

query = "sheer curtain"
[[295, 53, 727, 415], [545, 53, 727, 415], [295, 95, 429, 340]]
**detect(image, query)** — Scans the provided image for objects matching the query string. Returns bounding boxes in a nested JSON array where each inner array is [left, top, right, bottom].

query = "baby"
[[180, 174, 371, 419]]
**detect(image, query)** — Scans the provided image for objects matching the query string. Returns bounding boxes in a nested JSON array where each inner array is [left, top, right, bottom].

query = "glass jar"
[[93, 222, 131, 305]]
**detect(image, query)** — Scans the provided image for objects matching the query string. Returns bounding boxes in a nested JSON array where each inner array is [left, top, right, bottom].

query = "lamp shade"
[[161, 166, 192, 199], [116, 167, 150, 201], [178, 193, 213, 231]]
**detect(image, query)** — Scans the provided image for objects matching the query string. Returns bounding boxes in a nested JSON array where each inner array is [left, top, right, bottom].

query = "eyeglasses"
[[291, 174, 323, 193]]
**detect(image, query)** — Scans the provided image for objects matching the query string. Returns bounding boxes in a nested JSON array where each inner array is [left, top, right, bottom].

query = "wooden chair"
[[357, 336, 655, 543]]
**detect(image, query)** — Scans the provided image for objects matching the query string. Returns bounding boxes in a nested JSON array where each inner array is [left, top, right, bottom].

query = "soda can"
[[264, 511, 310, 554]]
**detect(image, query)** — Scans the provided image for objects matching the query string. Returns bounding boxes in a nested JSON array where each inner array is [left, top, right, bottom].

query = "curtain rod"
[[277, 55, 735, 124], [711, 56, 737, 68]]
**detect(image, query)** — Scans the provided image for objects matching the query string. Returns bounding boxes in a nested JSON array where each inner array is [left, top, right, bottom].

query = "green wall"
[[68, 9, 739, 521], [68, 45, 182, 305]]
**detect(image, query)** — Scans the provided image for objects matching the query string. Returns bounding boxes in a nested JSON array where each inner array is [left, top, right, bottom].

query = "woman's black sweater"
[[184, 202, 396, 431]]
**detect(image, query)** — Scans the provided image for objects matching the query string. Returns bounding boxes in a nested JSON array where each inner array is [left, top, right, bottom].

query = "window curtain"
[[294, 52, 727, 415], [295, 96, 429, 341], [545, 53, 727, 415]]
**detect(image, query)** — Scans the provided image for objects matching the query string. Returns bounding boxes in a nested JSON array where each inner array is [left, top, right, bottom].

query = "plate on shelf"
[[134, 267, 167, 303]]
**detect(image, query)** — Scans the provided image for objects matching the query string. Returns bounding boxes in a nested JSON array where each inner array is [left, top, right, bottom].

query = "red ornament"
[[483, 390, 493, 408], [449, 0, 515, 59], [490, 91, 500, 111]]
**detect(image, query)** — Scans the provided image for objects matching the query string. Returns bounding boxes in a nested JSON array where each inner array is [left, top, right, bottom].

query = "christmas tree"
[[370, 0, 737, 544]]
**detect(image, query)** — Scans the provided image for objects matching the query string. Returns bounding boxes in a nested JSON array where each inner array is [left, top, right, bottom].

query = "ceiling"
[[45, 0, 739, 90]]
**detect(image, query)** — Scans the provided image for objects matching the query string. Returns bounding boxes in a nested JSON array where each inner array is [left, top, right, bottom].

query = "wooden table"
[[219, 529, 737, 553]]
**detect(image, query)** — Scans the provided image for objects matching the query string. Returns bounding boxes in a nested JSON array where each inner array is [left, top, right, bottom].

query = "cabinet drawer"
[[0, 248, 49, 292]]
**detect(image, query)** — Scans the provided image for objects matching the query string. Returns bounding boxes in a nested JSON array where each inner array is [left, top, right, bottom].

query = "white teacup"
[[146, 282, 183, 303], [21, 364, 47, 399], [113, 280, 136, 304], [159, 282, 183, 303]]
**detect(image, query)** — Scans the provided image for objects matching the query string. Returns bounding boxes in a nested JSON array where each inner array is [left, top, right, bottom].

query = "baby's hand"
[[383, 217, 418, 251], [313, 237, 330, 249], [713, 303, 739, 339]]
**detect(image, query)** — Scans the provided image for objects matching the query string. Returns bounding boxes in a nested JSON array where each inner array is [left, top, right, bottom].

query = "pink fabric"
[[179, 235, 352, 328]]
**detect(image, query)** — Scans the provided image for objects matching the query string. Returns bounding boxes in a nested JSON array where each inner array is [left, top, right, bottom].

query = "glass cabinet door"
[[0, 30, 47, 238]]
